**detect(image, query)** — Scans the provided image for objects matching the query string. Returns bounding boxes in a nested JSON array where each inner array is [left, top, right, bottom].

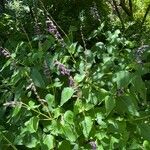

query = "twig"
[[141, 4, 150, 27], [1, 132, 17, 150], [112, 0, 125, 30], [120, 0, 133, 20]]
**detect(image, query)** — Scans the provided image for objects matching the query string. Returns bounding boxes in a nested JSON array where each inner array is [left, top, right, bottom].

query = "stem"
[[112, 0, 125, 30], [128, 0, 133, 19], [80, 24, 89, 75], [39, 0, 69, 41], [1, 132, 17, 150], [22, 103, 51, 120], [126, 115, 150, 121], [21, 23, 33, 50], [120, 0, 133, 20], [141, 4, 150, 27]]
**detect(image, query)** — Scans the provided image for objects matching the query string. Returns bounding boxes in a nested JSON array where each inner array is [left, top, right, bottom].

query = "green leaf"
[[74, 99, 84, 114], [44, 120, 62, 136], [60, 87, 74, 106], [43, 134, 54, 150], [81, 116, 93, 139], [14, 81, 24, 100], [53, 108, 62, 118], [25, 116, 39, 133], [58, 141, 71, 150], [137, 123, 150, 141], [0, 60, 11, 72], [95, 131, 107, 141], [107, 30, 120, 43], [28, 100, 39, 110], [132, 75, 146, 102], [41, 36, 55, 51], [64, 110, 74, 124], [74, 99, 94, 114], [74, 73, 85, 83], [105, 96, 116, 115], [31, 67, 45, 88], [99, 88, 109, 98], [45, 94, 55, 109], [116, 95, 139, 116], [114, 71, 133, 88], [62, 124, 78, 142], [88, 22, 105, 40], [109, 136, 119, 149], [68, 42, 77, 54], [12, 104, 22, 117], [143, 140, 150, 150], [23, 133, 39, 148], [96, 113, 107, 128]]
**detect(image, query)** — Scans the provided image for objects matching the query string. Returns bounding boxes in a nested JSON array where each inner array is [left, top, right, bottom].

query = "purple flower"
[[89, 141, 97, 150], [43, 60, 51, 79], [34, 21, 41, 36], [69, 76, 74, 87], [46, 17, 65, 46], [55, 61, 70, 76], [90, 2, 101, 22], [135, 45, 149, 64], [54, 61, 74, 87]]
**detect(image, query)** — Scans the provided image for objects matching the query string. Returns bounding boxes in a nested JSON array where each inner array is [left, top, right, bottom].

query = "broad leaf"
[[68, 42, 77, 54], [81, 116, 93, 139], [60, 87, 74, 106], [74, 73, 85, 83], [12, 104, 22, 117], [31, 67, 45, 88], [58, 141, 71, 150], [25, 117, 39, 133], [28, 100, 40, 110], [43, 134, 54, 150], [23, 133, 39, 148], [62, 124, 78, 142], [45, 94, 55, 109], [114, 71, 133, 88], [116, 95, 139, 116], [132, 75, 147, 102], [64, 110, 74, 124], [137, 123, 150, 141], [105, 96, 116, 115]]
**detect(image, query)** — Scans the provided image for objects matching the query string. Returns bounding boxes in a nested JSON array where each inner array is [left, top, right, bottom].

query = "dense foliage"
[[0, 0, 150, 149]]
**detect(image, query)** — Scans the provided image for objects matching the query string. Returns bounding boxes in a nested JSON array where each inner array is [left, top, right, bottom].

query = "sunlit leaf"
[[25, 117, 39, 133], [12, 104, 22, 117], [60, 87, 74, 106], [114, 71, 133, 88], [143, 140, 150, 150], [62, 124, 78, 142], [23, 133, 39, 148], [28, 100, 39, 110], [43, 134, 55, 150], [68, 42, 77, 54], [74, 73, 85, 83], [64, 110, 74, 124], [81, 116, 93, 139], [105, 96, 116, 115], [45, 94, 55, 109]]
